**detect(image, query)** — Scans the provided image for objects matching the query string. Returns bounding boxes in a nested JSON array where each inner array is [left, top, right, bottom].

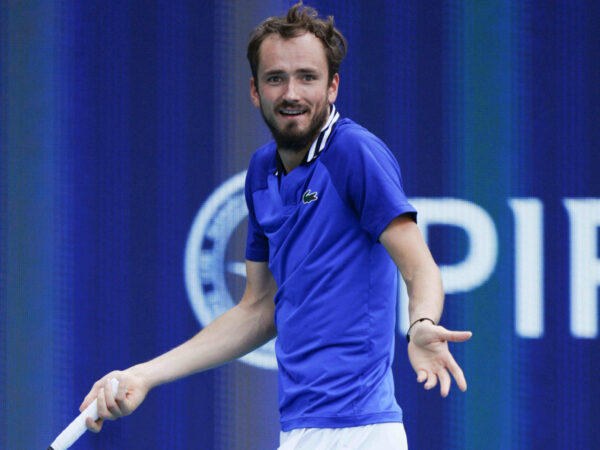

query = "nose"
[[283, 79, 301, 102]]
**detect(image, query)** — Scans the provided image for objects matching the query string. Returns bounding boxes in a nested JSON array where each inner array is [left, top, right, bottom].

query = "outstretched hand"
[[79, 369, 150, 432], [407, 321, 472, 397]]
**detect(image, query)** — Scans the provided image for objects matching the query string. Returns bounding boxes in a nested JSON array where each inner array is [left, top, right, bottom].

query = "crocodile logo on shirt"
[[302, 189, 319, 204]]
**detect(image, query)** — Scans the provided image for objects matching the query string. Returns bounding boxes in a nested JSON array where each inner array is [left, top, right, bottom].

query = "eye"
[[302, 74, 316, 81], [266, 75, 282, 83]]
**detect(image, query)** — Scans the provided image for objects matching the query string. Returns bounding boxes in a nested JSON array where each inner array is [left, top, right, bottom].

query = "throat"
[[277, 147, 309, 173]]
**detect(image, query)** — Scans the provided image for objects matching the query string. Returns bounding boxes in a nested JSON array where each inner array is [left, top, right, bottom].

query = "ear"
[[327, 73, 339, 104], [250, 78, 260, 108]]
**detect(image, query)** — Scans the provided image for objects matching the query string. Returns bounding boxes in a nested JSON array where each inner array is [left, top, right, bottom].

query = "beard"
[[260, 100, 330, 153]]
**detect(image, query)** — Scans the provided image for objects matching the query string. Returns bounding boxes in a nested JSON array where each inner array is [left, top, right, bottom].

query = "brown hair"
[[247, 2, 347, 85]]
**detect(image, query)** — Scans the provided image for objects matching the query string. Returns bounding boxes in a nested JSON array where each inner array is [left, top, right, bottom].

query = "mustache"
[[276, 100, 309, 110]]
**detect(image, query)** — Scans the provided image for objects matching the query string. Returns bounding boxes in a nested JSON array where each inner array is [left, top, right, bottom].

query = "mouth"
[[278, 107, 308, 118]]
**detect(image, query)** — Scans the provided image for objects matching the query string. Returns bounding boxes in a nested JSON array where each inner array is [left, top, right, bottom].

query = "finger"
[[86, 416, 103, 433], [447, 357, 468, 391], [104, 378, 121, 417], [424, 371, 438, 390], [96, 387, 110, 420], [442, 330, 472, 343], [416, 369, 427, 383], [79, 390, 97, 412], [80, 379, 104, 411], [115, 378, 127, 402], [115, 378, 132, 414], [437, 368, 451, 397]]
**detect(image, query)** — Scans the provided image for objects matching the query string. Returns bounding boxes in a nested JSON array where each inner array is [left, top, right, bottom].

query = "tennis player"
[[81, 3, 472, 448]]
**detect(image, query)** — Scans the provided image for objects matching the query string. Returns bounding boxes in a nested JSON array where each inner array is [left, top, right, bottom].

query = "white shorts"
[[278, 422, 408, 450]]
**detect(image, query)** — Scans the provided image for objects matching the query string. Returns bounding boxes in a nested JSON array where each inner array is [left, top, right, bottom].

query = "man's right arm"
[[81, 260, 277, 432]]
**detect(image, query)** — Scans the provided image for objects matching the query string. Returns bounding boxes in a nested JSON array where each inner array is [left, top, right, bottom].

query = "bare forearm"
[[80, 261, 278, 432], [380, 215, 445, 324], [129, 301, 276, 389], [380, 215, 471, 397], [406, 264, 444, 324]]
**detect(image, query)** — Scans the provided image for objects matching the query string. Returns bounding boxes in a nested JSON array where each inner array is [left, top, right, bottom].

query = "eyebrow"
[[262, 70, 286, 78], [296, 68, 318, 75], [262, 68, 319, 78]]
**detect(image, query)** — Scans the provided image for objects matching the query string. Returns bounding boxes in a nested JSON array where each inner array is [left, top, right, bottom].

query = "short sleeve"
[[323, 127, 416, 241], [245, 168, 270, 262]]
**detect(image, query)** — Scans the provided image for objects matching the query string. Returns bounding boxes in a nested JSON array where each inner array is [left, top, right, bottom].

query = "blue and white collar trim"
[[305, 103, 340, 163], [275, 104, 340, 176]]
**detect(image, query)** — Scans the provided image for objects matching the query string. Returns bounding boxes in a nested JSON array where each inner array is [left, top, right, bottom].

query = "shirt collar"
[[275, 104, 340, 176]]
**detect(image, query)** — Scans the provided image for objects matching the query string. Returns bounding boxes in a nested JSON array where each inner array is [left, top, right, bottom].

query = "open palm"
[[407, 323, 472, 397]]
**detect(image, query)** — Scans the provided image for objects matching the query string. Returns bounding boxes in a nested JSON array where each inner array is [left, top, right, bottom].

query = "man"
[[81, 4, 472, 449]]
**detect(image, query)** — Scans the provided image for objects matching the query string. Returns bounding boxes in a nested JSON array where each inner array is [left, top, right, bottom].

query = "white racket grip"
[[49, 377, 119, 450]]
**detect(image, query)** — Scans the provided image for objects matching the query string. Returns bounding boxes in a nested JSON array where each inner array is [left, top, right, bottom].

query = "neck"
[[275, 104, 334, 173], [277, 146, 310, 174]]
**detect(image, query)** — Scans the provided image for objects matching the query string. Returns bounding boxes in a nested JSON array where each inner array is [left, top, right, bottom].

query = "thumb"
[[441, 329, 472, 343]]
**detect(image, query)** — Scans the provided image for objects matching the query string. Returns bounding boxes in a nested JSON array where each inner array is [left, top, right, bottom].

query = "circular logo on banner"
[[184, 171, 277, 370]]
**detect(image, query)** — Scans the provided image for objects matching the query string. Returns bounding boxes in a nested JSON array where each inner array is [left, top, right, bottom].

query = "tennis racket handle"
[[49, 377, 119, 450]]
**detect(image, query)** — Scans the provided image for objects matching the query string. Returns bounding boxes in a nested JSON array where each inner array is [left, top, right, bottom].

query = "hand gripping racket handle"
[[48, 377, 119, 450]]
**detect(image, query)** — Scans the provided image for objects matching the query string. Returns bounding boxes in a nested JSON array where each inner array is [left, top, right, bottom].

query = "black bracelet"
[[406, 318, 436, 342]]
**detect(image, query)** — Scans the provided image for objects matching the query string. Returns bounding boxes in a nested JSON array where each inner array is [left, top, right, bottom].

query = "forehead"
[[257, 33, 328, 74]]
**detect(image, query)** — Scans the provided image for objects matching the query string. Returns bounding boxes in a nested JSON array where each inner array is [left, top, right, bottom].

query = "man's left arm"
[[380, 214, 472, 397]]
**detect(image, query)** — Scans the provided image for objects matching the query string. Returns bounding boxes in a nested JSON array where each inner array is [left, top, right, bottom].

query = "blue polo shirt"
[[245, 106, 416, 431]]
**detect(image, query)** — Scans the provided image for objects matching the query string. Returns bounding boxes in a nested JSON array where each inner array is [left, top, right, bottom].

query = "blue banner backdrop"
[[1, 1, 599, 449]]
